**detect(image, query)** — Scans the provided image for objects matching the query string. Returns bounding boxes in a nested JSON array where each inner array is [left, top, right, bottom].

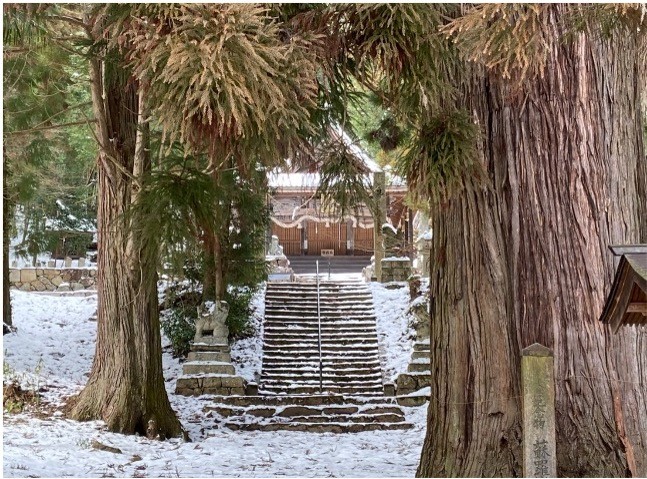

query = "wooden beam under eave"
[[626, 302, 647, 314]]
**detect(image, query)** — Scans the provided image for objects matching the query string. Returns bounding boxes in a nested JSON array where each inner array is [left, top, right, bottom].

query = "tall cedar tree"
[[290, 4, 647, 476], [411, 5, 647, 476], [68, 11, 183, 436]]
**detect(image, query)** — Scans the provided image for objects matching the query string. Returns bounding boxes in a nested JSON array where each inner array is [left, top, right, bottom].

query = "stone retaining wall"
[[9, 267, 97, 292]]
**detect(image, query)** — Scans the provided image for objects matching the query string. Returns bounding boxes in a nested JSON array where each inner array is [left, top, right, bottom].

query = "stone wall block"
[[221, 376, 244, 388], [20, 269, 37, 283], [43, 269, 58, 279]]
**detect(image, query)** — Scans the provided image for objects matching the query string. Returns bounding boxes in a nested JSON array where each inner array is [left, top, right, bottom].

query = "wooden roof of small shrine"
[[600, 245, 647, 332]]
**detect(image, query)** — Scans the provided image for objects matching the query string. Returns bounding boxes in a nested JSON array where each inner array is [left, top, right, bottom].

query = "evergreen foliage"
[[394, 110, 483, 204], [315, 131, 374, 219], [4, 19, 97, 264], [105, 4, 320, 167]]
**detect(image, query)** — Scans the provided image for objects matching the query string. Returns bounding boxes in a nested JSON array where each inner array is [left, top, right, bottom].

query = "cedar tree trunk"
[[3, 158, 13, 334], [418, 10, 647, 477], [69, 52, 183, 438]]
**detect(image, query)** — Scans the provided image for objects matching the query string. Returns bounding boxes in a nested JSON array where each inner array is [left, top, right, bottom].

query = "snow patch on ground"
[[230, 283, 265, 383], [368, 281, 415, 382]]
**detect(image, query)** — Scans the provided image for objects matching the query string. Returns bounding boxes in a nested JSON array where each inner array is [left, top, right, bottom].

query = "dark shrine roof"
[[600, 245, 647, 332]]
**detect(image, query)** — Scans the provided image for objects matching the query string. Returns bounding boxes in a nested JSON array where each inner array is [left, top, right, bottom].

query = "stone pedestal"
[[521, 343, 556, 478], [266, 254, 294, 281], [380, 257, 412, 282], [175, 301, 247, 396]]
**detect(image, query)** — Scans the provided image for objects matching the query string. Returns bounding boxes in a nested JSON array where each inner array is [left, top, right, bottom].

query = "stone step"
[[265, 311, 375, 317], [223, 421, 413, 433], [407, 362, 431, 373], [190, 343, 231, 353], [264, 324, 377, 331], [182, 361, 235, 375], [263, 353, 380, 369], [259, 384, 384, 395], [263, 331, 378, 339], [202, 394, 398, 408], [175, 374, 246, 396], [260, 373, 383, 383], [263, 338, 378, 346], [292, 413, 405, 424], [187, 351, 231, 362], [264, 320, 377, 328], [264, 310, 375, 317], [260, 375, 383, 384], [265, 304, 374, 311], [265, 305, 374, 312], [262, 332, 378, 339], [215, 406, 406, 423], [413, 341, 430, 352], [265, 291, 370, 297], [265, 292, 373, 303], [263, 336, 377, 344], [208, 404, 362, 418], [265, 295, 372, 301], [264, 312, 375, 319], [411, 350, 429, 360], [260, 367, 382, 376], [265, 290, 370, 297], [266, 282, 366, 288], [262, 342, 378, 350], [264, 319, 376, 326]]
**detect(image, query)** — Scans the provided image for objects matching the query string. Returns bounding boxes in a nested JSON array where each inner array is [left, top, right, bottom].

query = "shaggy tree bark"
[[418, 11, 647, 478], [69, 50, 183, 437], [3, 158, 13, 334]]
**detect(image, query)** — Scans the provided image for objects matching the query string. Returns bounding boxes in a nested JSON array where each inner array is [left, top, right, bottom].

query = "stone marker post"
[[64, 256, 72, 268], [373, 171, 387, 282], [521, 343, 557, 478]]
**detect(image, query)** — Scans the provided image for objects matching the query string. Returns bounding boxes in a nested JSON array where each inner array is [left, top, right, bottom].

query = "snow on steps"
[[232, 280, 415, 432], [260, 280, 386, 397], [201, 394, 414, 433]]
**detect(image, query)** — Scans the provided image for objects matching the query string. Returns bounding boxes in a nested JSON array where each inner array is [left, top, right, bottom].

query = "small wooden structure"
[[600, 245, 647, 332]]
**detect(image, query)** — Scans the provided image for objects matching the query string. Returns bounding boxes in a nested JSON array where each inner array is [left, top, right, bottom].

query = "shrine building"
[[268, 131, 409, 257]]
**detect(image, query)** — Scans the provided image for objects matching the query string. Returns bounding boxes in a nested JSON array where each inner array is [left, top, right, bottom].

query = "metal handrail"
[[316, 260, 323, 394]]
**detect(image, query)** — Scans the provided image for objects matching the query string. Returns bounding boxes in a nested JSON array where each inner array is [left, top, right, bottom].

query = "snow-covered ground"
[[369, 281, 416, 382], [3, 281, 428, 478]]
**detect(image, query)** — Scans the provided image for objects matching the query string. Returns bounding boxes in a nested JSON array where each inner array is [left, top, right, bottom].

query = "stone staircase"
[[197, 279, 413, 433], [395, 340, 431, 406], [260, 280, 384, 396]]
